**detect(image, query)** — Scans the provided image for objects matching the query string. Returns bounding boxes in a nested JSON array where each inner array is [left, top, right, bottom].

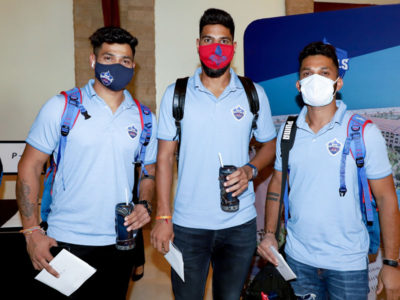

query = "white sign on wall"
[[0, 141, 26, 174]]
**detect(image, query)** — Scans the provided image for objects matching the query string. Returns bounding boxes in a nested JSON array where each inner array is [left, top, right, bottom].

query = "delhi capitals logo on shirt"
[[210, 45, 227, 66], [231, 105, 246, 121], [127, 125, 138, 139], [326, 138, 342, 156], [100, 71, 113, 86]]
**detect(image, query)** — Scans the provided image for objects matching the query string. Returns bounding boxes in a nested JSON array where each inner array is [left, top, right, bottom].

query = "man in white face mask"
[[258, 42, 400, 299]]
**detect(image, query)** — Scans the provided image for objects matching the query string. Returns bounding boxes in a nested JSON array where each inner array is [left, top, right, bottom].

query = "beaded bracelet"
[[20, 226, 45, 235]]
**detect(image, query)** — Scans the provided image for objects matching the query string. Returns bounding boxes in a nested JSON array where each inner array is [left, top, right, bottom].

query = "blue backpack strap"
[[348, 114, 374, 222], [133, 99, 153, 198], [340, 114, 380, 254], [41, 87, 90, 222]]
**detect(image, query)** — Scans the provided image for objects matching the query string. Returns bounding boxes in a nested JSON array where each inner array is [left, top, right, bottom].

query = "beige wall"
[[0, 0, 74, 141], [0, 0, 74, 199], [0, 0, 75, 199], [154, 0, 286, 114]]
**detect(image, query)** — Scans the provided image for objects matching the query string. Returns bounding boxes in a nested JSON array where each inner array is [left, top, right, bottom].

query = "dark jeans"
[[171, 218, 257, 300], [286, 255, 369, 300], [31, 242, 135, 299]]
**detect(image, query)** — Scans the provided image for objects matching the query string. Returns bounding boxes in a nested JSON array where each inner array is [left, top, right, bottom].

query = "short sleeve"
[[253, 83, 277, 143], [157, 83, 177, 141], [144, 113, 158, 165], [26, 95, 65, 155], [364, 123, 392, 179]]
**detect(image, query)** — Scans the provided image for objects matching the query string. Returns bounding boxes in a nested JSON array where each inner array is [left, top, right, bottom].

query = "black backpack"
[[172, 76, 260, 163], [244, 262, 296, 300]]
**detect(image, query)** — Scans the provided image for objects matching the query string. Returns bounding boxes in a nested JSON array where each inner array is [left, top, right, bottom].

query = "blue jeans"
[[171, 218, 257, 300], [286, 255, 369, 300]]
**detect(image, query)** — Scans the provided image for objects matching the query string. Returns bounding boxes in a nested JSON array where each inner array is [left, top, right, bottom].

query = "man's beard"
[[201, 61, 230, 78]]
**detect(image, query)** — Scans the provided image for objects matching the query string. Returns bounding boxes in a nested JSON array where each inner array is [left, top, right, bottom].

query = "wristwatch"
[[382, 258, 399, 268], [245, 163, 258, 180], [138, 200, 152, 216]]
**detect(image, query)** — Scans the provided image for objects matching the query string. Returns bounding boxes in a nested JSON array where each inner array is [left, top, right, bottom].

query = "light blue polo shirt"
[[274, 101, 392, 271], [27, 80, 157, 246], [158, 68, 276, 229]]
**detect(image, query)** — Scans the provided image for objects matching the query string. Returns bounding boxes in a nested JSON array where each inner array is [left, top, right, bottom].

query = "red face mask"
[[198, 43, 234, 69]]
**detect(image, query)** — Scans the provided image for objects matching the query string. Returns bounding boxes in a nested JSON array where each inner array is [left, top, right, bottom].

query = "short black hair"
[[299, 41, 339, 73], [199, 8, 235, 40], [89, 26, 138, 56]]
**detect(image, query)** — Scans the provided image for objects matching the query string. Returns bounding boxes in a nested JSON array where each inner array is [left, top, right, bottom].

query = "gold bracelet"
[[155, 215, 172, 220]]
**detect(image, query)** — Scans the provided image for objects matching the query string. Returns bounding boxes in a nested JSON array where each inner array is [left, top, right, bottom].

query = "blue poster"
[[244, 4, 400, 198]]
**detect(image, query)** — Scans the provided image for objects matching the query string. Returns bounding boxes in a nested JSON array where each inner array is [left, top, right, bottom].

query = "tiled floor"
[[127, 227, 213, 300]]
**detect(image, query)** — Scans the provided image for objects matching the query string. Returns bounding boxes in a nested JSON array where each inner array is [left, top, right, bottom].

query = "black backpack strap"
[[238, 76, 259, 131], [172, 77, 189, 163], [276, 115, 298, 241]]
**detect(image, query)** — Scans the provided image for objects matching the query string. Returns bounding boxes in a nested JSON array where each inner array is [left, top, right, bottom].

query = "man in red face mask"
[[152, 8, 277, 300]]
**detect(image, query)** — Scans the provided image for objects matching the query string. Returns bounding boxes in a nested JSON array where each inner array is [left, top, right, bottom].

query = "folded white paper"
[[35, 249, 96, 296], [164, 241, 184, 282], [269, 246, 297, 281]]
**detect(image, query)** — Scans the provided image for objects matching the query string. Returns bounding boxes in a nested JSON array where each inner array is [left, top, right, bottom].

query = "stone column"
[[285, 0, 314, 15]]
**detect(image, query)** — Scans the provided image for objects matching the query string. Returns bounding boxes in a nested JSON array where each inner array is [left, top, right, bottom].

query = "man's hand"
[[257, 233, 279, 266], [377, 265, 400, 299], [224, 165, 253, 197], [25, 231, 59, 277], [150, 220, 174, 254], [124, 204, 151, 231]]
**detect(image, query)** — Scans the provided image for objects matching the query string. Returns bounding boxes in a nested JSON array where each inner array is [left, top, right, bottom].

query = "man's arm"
[[226, 138, 276, 197], [16, 144, 59, 277], [125, 163, 155, 231], [257, 168, 282, 266], [150, 139, 177, 254], [369, 175, 400, 299]]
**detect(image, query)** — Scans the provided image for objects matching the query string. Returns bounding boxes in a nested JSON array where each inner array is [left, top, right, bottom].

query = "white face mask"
[[300, 74, 338, 107]]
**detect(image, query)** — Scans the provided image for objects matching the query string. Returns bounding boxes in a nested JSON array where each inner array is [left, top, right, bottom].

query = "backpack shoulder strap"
[[172, 77, 189, 164], [238, 76, 259, 131], [134, 98, 153, 157], [277, 115, 298, 240], [347, 114, 374, 222], [133, 99, 153, 198]]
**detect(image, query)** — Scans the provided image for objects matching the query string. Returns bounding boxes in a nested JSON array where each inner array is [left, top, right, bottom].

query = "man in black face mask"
[[16, 27, 157, 299]]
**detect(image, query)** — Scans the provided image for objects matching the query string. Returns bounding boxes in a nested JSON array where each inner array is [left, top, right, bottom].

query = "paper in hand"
[[35, 249, 96, 296], [164, 241, 185, 282], [269, 246, 297, 281]]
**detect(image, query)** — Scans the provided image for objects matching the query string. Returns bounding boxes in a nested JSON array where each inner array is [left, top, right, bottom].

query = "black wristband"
[[382, 258, 399, 268], [138, 200, 152, 216]]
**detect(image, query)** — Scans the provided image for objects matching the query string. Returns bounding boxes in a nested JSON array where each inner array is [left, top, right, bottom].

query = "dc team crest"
[[128, 125, 138, 139], [231, 105, 246, 121], [326, 138, 342, 156], [100, 71, 113, 86]]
